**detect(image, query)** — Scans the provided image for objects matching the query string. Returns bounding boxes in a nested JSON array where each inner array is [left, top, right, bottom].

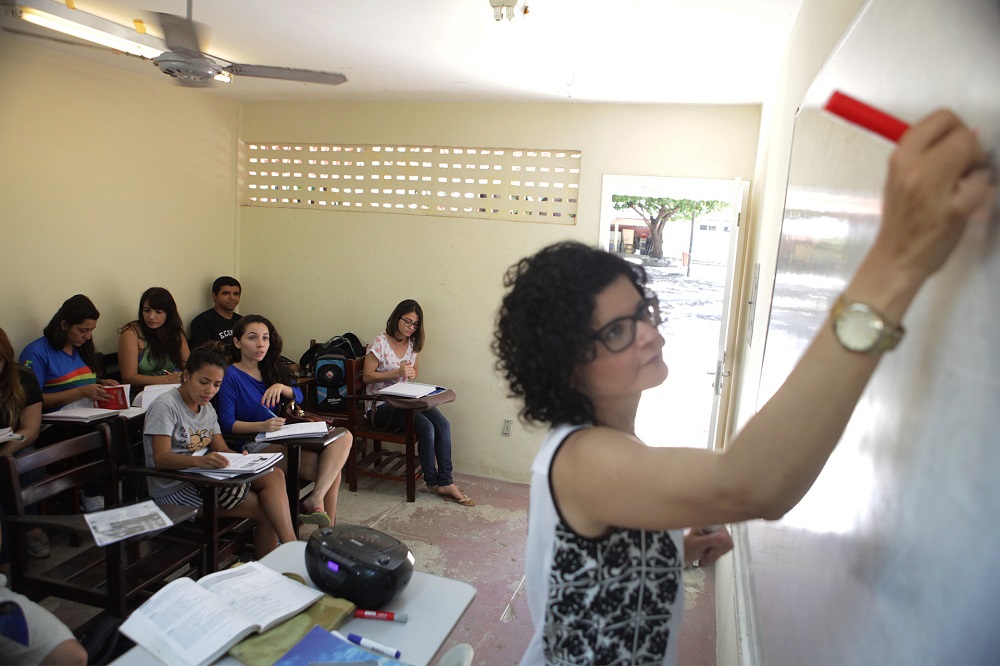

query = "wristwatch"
[[830, 295, 905, 353]]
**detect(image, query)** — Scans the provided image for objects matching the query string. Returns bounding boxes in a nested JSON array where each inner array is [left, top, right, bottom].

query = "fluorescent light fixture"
[[15, 1, 164, 60]]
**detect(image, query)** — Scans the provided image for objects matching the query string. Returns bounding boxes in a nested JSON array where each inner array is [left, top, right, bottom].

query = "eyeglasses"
[[400, 317, 420, 329], [591, 294, 661, 353]]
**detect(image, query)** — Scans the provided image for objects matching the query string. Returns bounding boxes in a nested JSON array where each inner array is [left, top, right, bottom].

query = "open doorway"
[[600, 175, 748, 450]]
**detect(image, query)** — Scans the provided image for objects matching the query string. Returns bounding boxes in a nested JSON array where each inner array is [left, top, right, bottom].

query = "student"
[[492, 110, 995, 664], [217, 316, 352, 526], [0, 328, 48, 560], [189, 276, 242, 348], [0, 536, 87, 666], [364, 299, 472, 506], [18, 295, 117, 412], [118, 287, 190, 393], [143, 345, 297, 557]]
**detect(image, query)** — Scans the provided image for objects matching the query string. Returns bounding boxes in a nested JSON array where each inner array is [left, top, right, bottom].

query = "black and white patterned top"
[[522, 424, 684, 665]]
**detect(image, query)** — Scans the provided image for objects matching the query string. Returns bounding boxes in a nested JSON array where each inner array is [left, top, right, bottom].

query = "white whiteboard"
[[752, 0, 1000, 662]]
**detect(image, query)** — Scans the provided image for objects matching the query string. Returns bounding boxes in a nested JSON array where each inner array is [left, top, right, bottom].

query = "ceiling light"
[[14, 1, 164, 60], [489, 0, 518, 21]]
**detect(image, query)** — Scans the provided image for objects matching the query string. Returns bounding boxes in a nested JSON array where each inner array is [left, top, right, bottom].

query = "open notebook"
[[377, 382, 442, 399]]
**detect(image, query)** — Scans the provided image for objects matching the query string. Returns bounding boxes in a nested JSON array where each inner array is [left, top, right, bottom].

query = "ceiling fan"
[[150, 2, 347, 87]]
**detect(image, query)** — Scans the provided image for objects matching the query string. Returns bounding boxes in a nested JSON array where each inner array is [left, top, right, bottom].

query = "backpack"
[[298, 333, 366, 373], [304, 333, 366, 413]]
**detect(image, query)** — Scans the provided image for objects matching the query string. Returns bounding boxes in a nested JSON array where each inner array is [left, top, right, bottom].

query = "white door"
[[600, 175, 749, 450]]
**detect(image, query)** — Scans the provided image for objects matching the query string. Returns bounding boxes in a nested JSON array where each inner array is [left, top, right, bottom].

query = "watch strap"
[[831, 295, 905, 353]]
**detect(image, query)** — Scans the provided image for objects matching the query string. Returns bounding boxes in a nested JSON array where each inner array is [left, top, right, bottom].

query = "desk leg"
[[286, 445, 301, 529]]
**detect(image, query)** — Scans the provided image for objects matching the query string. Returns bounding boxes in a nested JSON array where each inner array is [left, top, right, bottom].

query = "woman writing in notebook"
[[143, 345, 296, 557], [216, 315, 352, 527], [117, 287, 190, 393], [364, 299, 471, 506]]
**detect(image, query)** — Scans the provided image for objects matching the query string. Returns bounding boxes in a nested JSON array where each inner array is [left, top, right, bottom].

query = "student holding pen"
[[117, 287, 190, 393], [216, 315, 352, 527]]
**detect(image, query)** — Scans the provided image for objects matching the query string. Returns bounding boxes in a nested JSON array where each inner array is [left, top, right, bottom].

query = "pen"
[[353, 609, 408, 623], [264, 407, 278, 418], [824, 90, 910, 143], [347, 633, 401, 659]]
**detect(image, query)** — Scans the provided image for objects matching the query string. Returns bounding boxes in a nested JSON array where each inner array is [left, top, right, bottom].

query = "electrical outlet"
[[502, 419, 513, 437]]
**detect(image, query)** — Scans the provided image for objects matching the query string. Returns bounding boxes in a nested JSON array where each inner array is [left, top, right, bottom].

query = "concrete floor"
[[31, 472, 718, 664]]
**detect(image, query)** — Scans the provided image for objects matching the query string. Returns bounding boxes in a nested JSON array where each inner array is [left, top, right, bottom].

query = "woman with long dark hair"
[[144, 345, 296, 557], [118, 287, 190, 391], [216, 315, 352, 526], [0, 327, 49, 559], [18, 294, 116, 412]]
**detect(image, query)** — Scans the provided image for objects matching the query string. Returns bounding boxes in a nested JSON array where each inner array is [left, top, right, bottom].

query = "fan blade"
[[223, 63, 347, 86], [151, 12, 203, 58]]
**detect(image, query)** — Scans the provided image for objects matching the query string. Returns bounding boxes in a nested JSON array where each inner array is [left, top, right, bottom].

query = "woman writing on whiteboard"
[[216, 315, 352, 527], [493, 110, 995, 664], [364, 299, 471, 505]]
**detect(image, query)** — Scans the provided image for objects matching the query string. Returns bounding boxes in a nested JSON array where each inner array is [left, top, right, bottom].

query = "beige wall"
[[238, 102, 761, 481], [0, 37, 240, 356], [1, 32, 761, 484]]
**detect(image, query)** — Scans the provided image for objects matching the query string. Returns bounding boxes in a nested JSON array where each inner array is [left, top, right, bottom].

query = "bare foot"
[[434, 484, 466, 501]]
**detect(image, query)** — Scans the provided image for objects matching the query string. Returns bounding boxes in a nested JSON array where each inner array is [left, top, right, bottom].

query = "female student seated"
[[143, 345, 296, 557], [492, 110, 994, 664], [364, 299, 471, 506], [216, 315, 352, 527], [118, 287, 190, 393], [0, 327, 49, 560], [18, 294, 116, 412]]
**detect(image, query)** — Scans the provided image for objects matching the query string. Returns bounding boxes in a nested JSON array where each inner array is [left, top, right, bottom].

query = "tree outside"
[[611, 195, 729, 265]]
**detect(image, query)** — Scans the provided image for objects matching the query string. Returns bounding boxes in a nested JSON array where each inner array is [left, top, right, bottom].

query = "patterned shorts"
[[156, 482, 250, 510]]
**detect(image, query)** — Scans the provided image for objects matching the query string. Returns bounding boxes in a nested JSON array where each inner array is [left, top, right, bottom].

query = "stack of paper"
[[183, 452, 283, 478], [378, 382, 440, 399], [256, 421, 330, 442]]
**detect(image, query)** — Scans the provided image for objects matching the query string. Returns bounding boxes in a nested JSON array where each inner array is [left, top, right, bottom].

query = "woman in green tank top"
[[118, 287, 190, 392]]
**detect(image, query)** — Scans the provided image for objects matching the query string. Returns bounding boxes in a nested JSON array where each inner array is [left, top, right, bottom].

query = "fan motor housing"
[[154, 52, 223, 84]]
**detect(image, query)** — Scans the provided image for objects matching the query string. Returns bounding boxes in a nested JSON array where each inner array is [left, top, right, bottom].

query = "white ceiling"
[[2, 0, 804, 105]]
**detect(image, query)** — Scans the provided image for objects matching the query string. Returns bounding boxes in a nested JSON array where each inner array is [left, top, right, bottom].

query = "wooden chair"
[[342, 358, 423, 502], [0, 424, 200, 618], [113, 415, 260, 575]]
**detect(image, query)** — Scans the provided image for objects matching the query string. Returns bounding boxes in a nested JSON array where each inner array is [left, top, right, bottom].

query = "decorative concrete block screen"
[[242, 142, 580, 224]]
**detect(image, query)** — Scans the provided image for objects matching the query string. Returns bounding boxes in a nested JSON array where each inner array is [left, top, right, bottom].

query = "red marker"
[[824, 90, 910, 143], [353, 609, 408, 623]]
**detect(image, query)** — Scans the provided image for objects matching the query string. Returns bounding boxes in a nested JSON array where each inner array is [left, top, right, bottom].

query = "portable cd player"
[[305, 524, 414, 608]]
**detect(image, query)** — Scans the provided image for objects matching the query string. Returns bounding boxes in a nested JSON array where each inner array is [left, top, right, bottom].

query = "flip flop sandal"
[[298, 509, 333, 527], [27, 529, 51, 558]]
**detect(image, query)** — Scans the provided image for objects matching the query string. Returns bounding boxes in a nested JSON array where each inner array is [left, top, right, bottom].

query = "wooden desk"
[[113, 540, 476, 666]]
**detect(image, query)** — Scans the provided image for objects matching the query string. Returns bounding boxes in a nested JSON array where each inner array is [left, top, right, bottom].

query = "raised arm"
[[556, 109, 996, 537]]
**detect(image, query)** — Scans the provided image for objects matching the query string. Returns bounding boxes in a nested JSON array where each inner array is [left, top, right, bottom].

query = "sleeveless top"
[[522, 423, 684, 665]]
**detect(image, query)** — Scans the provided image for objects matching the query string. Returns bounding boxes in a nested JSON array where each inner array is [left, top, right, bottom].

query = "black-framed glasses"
[[591, 293, 661, 353], [400, 317, 420, 329]]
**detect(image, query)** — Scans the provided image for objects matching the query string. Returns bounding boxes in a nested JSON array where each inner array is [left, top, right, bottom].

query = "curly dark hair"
[[492, 241, 648, 426], [229, 315, 294, 387]]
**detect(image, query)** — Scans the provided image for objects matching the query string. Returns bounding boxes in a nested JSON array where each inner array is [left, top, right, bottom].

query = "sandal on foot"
[[27, 529, 51, 559], [298, 509, 332, 527]]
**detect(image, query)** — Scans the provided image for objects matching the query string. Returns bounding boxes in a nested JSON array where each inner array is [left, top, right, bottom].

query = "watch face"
[[835, 304, 883, 352]]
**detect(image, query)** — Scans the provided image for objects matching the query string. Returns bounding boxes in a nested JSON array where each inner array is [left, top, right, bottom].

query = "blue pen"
[[347, 633, 401, 659], [264, 407, 278, 418]]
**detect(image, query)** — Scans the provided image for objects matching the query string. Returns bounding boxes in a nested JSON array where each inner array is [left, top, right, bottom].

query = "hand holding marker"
[[824, 90, 910, 142]]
